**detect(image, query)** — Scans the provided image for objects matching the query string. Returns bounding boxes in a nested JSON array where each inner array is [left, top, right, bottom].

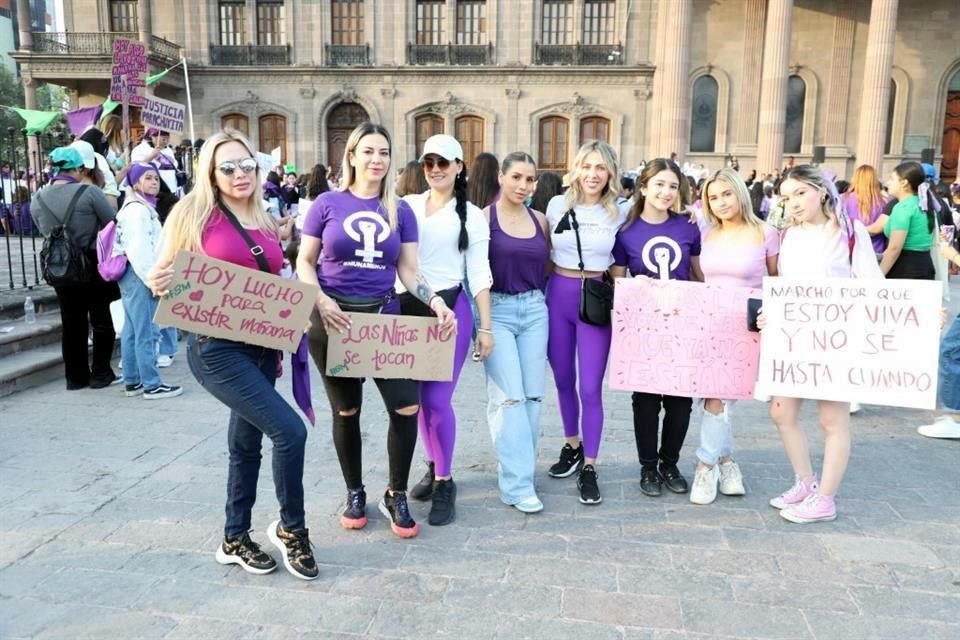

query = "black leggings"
[[55, 277, 119, 388], [632, 392, 693, 469], [307, 308, 420, 492], [886, 249, 935, 280]]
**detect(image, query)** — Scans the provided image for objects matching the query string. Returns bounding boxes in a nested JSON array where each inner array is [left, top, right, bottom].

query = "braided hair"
[[454, 163, 469, 252]]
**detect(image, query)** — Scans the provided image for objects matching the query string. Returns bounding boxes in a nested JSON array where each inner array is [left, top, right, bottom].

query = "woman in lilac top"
[[689, 168, 779, 506], [148, 131, 318, 581], [483, 152, 551, 513], [610, 158, 702, 499], [296, 122, 456, 540], [843, 164, 890, 254]]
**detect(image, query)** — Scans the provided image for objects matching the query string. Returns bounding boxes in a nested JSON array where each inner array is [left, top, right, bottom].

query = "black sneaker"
[[90, 373, 121, 389], [266, 520, 319, 580], [340, 487, 367, 530], [124, 383, 144, 397], [577, 465, 602, 504], [409, 462, 435, 501], [659, 464, 689, 494], [428, 478, 457, 526], [215, 531, 277, 575], [548, 443, 584, 478], [640, 466, 662, 497], [143, 384, 183, 400], [378, 490, 419, 538]]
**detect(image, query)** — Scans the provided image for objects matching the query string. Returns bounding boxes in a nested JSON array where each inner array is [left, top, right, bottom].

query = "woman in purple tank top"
[[483, 152, 551, 513]]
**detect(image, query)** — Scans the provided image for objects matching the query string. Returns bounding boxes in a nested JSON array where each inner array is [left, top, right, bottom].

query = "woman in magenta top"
[[690, 168, 778, 507], [148, 131, 318, 581]]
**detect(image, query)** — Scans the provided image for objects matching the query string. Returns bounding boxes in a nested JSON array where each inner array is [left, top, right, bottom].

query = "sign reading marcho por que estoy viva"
[[755, 277, 942, 409], [154, 251, 318, 352]]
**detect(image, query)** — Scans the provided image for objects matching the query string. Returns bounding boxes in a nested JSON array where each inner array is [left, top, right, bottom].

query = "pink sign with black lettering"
[[153, 251, 318, 352]]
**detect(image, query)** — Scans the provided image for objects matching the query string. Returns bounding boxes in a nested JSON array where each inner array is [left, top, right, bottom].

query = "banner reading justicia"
[[141, 95, 186, 134]]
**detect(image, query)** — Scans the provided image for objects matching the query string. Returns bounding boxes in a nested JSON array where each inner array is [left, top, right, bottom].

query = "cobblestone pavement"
[[1, 329, 959, 639]]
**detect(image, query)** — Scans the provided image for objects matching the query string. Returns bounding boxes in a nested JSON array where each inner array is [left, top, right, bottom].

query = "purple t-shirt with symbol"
[[301, 190, 418, 298], [612, 214, 701, 281]]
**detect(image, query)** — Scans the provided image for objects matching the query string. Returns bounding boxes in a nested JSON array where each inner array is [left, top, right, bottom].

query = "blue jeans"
[[156, 326, 178, 357], [187, 335, 308, 538], [119, 268, 161, 389], [940, 314, 960, 411], [483, 290, 548, 504], [695, 400, 737, 466]]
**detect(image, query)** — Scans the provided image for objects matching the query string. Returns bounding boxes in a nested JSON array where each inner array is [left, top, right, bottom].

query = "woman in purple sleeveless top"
[[483, 152, 551, 513]]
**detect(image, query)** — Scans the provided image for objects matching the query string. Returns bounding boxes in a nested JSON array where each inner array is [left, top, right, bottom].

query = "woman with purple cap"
[[114, 162, 182, 400], [402, 134, 493, 526]]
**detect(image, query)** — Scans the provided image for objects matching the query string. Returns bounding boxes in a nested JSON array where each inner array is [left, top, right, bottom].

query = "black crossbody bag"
[[569, 209, 614, 326]]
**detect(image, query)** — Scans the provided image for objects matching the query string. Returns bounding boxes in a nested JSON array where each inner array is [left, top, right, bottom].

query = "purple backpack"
[[96, 219, 128, 281]]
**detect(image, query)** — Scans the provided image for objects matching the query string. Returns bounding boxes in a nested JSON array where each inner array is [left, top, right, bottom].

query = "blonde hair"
[[163, 130, 275, 254], [702, 168, 765, 242], [848, 164, 885, 223], [564, 140, 621, 221], [97, 113, 124, 154], [340, 122, 398, 230], [781, 164, 845, 232]]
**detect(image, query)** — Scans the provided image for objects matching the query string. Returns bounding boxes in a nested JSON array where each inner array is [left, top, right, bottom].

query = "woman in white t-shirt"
[[402, 135, 493, 527]]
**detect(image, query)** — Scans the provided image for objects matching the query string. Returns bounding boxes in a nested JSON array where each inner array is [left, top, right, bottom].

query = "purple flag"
[[66, 105, 104, 136]]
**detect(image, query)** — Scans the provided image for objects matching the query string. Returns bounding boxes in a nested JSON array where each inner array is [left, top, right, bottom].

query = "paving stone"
[[618, 565, 734, 600], [331, 567, 448, 602], [161, 618, 264, 640], [465, 529, 569, 558], [849, 585, 960, 624], [562, 588, 682, 629], [249, 590, 380, 635], [669, 547, 780, 578], [567, 537, 672, 569], [33, 609, 179, 640], [680, 598, 811, 639], [728, 576, 860, 613], [803, 611, 960, 640], [29, 567, 159, 608], [507, 555, 620, 592], [399, 545, 510, 579], [889, 566, 960, 594], [776, 555, 897, 587], [819, 533, 944, 568], [444, 577, 562, 617], [368, 599, 498, 639], [497, 614, 627, 640], [722, 527, 830, 559]]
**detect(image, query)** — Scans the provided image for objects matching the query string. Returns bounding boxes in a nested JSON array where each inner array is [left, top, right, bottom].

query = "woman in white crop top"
[[401, 134, 493, 526], [764, 165, 881, 525], [544, 140, 628, 505]]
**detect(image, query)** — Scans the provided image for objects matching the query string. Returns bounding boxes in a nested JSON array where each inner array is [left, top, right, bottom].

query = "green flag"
[[9, 107, 60, 133], [146, 68, 170, 86], [102, 99, 119, 114]]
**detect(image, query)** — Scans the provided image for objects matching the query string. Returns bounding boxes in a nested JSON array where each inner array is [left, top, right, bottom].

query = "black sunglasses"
[[217, 157, 258, 176]]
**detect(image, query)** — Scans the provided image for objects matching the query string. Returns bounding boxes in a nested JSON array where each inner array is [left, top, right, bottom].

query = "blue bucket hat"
[[921, 163, 938, 182]]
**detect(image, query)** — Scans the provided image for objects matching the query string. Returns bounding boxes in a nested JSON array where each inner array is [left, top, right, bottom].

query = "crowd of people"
[[23, 116, 960, 581]]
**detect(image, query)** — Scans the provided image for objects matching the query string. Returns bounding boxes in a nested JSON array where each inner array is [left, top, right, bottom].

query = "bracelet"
[[477, 328, 493, 335], [427, 294, 442, 309]]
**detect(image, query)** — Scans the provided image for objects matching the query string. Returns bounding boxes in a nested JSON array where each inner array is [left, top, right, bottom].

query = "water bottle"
[[23, 296, 36, 324]]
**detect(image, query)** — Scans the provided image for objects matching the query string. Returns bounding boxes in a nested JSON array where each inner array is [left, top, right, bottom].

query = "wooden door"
[[327, 102, 370, 179], [941, 91, 960, 184]]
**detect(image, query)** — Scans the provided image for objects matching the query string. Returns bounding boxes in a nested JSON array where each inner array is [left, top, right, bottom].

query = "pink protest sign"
[[111, 38, 148, 107], [609, 278, 761, 399], [154, 251, 319, 352]]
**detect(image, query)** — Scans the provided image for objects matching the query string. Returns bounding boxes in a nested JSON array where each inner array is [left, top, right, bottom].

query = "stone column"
[[138, 0, 152, 53], [505, 87, 520, 158], [756, 0, 793, 174], [854, 0, 898, 171], [15, 0, 36, 109], [653, 0, 693, 160], [733, 0, 766, 156], [646, 0, 668, 154]]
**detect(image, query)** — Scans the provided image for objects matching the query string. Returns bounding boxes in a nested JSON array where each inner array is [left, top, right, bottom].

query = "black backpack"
[[36, 185, 93, 287]]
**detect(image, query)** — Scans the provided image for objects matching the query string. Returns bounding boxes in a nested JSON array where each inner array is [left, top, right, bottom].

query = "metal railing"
[[534, 41, 624, 66], [209, 44, 291, 66], [326, 44, 370, 66], [407, 42, 494, 65], [150, 35, 182, 61], [29, 32, 182, 60]]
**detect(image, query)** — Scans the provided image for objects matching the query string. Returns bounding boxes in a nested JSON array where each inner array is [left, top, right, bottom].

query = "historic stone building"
[[10, 0, 960, 182]]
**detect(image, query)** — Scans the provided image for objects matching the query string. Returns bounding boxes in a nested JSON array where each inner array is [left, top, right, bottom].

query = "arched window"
[[784, 75, 806, 155], [885, 79, 897, 155], [222, 113, 249, 136], [579, 115, 610, 145], [415, 114, 444, 158], [455, 115, 484, 168], [690, 75, 719, 153], [539, 116, 569, 172], [259, 114, 287, 163]]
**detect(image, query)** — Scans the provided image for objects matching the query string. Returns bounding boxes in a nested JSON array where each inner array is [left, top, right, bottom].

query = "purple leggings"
[[546, 274, 612, 460], [420, 291, 473, 477]]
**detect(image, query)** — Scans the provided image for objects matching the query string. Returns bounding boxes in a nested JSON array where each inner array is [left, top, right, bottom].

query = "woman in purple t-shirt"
[[610, 158, 703, 499], [148, 130, 317, 581], [296, 123, 456, 540]]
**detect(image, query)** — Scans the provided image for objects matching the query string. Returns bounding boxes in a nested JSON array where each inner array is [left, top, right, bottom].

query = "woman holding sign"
[[766, 165, 882, 524], [401, 134, 493, 527], [610, 158, 702, 499], [296, 123, 457, 539], [546, 140, 628, 505], [689, 168, 778, 505], [148, 131, 318, 580]]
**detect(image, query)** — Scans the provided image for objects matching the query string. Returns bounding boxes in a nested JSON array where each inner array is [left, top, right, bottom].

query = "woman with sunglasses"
[[546, 140, 628, 505], [402, 135, 493, 526], [148, 131, 318, 581], [297, 123, 456, 538]]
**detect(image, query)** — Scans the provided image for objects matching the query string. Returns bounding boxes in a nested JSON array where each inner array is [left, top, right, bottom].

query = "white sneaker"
[[157, 355, 174, 368], [918, 417, 960, 439], [849, 402, 861, 414], [718, 461, 746, 496], [513, 496, 544, 513], [689, 465, 719, 505]]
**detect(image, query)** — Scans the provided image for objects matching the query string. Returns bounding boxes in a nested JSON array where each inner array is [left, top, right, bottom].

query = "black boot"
[[409, 462, 435, 501]]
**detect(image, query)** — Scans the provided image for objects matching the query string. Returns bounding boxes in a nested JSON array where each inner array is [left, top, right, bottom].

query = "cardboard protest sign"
[[256, 152, 275, 175], [756, 277, 941, 409], [326, 312, 455, 381], [141, 95, 185, 134], [110, 38, 147, 107], [610, 278, 761, 399], [154, 251, 318, 352]]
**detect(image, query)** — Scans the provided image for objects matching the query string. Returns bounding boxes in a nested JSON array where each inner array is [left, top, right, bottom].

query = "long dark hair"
[[454, 164, 469, 252], [628, 158, 688, 226], [306, 163, 330, 199], [894, 161, 935, 233], [530, 171, 563, 213], [467, 152, 500, 208]]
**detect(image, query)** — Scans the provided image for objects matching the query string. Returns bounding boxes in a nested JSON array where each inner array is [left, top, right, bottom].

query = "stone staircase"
[[0, 288, 65, 397]]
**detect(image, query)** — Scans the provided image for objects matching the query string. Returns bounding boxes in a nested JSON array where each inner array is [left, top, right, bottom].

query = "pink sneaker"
[[780, 493, 837, 524], [769, 475, 817, 510]]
